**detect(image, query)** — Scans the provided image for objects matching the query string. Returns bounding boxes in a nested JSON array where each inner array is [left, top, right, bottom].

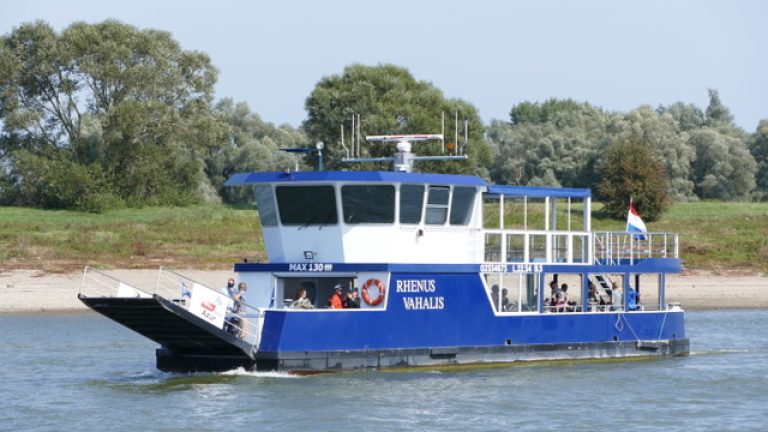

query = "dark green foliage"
[[303, 64, 490, 176], [206, 99, 304, 204], [749, 120, 768, 200], [597, 138, 669, 222], [490, 100, 608, 188], [0, 20, 218, 211]]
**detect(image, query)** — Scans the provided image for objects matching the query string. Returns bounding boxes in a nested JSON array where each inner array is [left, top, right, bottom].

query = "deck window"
[[342, 185, 395, 224], [276, 186, 337, 225], [425, 186, 450, 225], [253, 185, 278, 227], [449, 187, 476, 225], [399, 184, 424, 224]]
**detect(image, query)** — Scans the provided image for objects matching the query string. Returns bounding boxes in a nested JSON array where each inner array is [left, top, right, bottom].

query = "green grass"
[[591, 201, 768, 273], [1, 201, 766, 274], [0, 204, 264, 272]]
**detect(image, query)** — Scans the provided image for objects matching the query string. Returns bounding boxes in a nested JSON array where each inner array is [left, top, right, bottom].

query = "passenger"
[[501, 288, 511, 311], [588, 282, 601, 308], [344, 288, 361, 309], [611, 281, 624, 310], [291, 288, 314, 309], [223, 278, 237, 298], [227, 282, 248, 338], [222, 278, 238, 334], [550, 282, 565, 311], [626, 285, 638, 311], [491, 285, 500, 310], [547, 280, 558, 305], [561, 283, 578, 311], [329, 284, 344, 309]]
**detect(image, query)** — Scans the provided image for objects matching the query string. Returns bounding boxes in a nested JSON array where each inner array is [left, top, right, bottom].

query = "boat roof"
[[224, 171, 487, 186], [224, 171, 590, 198]]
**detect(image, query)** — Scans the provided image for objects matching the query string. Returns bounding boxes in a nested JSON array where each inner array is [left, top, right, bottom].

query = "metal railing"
[[80, 266, 262, 349], [593, 232, 679, 265], [80, 266, 152, 298], [155, 267, 263, 348], [482, 229, 592, 265]]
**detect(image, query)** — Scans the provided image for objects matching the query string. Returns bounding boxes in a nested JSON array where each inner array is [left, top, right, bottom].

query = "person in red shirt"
[[329, 284, 344, 309]]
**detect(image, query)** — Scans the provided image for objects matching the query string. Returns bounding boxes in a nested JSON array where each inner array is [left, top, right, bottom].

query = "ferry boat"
[[79, 134, 688, 373]]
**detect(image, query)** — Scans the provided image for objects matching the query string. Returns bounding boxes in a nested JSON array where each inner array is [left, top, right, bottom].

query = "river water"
[[1, 309, 766, 431]]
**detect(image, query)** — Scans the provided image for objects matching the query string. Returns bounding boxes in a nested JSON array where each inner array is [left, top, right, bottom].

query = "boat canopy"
[[486, 185, 591, 199], [224, 171, 487, 187]]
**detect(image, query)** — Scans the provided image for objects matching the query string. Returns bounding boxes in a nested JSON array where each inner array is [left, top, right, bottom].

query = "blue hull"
[[253, 272, 687, 372]]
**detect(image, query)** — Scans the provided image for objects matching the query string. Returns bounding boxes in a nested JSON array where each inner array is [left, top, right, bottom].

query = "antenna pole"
[[340, 124, 348, 159], [351, 114, 356, 158], [441, 112, 445, 153], [454, 111, 459, 156], [463, 119, 468, 156], [356, 114, 361, 158]]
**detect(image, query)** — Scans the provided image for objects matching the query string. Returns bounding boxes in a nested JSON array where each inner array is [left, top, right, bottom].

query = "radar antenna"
[[342, 134, 468, 172]]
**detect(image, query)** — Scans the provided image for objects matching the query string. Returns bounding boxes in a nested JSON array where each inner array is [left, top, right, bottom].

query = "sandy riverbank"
[[1, 269, 767, 313]]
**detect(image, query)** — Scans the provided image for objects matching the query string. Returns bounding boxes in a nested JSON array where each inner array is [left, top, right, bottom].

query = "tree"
[[0, 20, 220, 210], [611, 106, 696, 200], [597, 138, 669, 221], [704, 88, 734, 127], [749, 119, 768, 200], [657, 102, 704, 132], [207, 99, 304, 204], [489, 99, 609, 188], [689, 128, 756, 200], [303, 64, 490, 176]]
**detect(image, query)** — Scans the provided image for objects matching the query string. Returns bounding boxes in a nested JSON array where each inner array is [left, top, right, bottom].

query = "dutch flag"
[[626, 201, 648, 241]]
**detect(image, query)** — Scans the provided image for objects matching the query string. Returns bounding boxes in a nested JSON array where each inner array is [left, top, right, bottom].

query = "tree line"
[[2, 20, 767, 219]]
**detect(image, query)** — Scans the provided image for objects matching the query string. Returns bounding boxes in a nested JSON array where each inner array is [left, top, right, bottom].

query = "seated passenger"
[[501, 288, 511, 311], [561, 283, 578, 311], [344, 288, 360, 309], [491, 285, 500, 310], [291, 288, 314, 309], [550, 283, 566, 311], [626, 286, 638, 311], [329, 284, 344, 309], [588, 282, 601, 308]]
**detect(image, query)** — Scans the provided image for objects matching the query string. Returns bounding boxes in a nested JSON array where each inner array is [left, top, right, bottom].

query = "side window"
[[425, 186, 450, 225], [399, 184, 424, 224], [450, 187, 476, 225], [253, 185, 278, 227], [341, 185, 395, 224]]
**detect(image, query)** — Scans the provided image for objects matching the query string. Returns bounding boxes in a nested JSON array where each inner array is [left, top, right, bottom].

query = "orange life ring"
[[362, 278, 386, 306]]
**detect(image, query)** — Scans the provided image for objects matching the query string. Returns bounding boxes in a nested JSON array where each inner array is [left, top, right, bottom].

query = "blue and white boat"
[[79, 134, 688, 373]]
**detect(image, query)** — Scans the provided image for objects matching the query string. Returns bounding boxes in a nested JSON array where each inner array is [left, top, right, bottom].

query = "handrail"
[[482, 229, 591, 265], [80, 266, 152, 298], [80, 266, 262, 349], [593, 232, 679, 265], [155, 266, 262, 348]]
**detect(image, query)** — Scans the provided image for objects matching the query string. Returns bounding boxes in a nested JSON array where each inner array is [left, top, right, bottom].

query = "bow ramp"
[[78, 267, 260, 372]]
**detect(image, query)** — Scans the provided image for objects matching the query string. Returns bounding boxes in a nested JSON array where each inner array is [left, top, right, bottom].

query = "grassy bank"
[[0, 205, 264, 272], [591, 201, 768, 273], [1, 202, 767, 274]]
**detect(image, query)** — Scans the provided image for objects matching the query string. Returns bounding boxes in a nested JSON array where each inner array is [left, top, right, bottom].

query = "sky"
[[1, 0, 766, 130]]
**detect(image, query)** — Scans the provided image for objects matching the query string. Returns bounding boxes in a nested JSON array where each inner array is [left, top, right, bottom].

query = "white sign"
[[188, 283, 234, 329], [116, 282, 151, 298]]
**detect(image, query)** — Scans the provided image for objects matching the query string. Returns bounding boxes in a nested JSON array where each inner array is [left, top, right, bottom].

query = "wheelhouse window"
[[399, 184, 424, 224], [253, 185, 278, 227], [425, 186, 450, 225], [276, 185, 338, 225], [342, 185, 395, 224], [450, 187, 476, 225]]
